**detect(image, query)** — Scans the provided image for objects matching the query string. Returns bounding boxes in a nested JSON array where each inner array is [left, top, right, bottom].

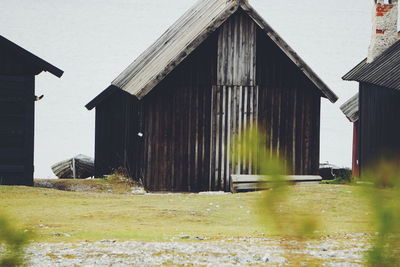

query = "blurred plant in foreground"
[[0, 213, 30, 267], [362, 160, 400, 267], [232, 127, 400, 265], [231, 126, 321, 263]]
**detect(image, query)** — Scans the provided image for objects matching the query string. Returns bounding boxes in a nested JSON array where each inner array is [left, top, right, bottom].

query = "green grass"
[[0, 184, 373, 243]]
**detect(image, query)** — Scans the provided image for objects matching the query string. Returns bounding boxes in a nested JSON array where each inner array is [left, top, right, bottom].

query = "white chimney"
[[367, 0, 398, 63]]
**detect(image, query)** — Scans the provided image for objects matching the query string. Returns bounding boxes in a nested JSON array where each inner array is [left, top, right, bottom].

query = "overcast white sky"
[[0, 0, 382, 178]]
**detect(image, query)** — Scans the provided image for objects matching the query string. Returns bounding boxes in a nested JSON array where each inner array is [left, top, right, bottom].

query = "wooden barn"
[[0, 35, 63, 186], [86, 0, 338, 192], [342, 0, 400, 177]]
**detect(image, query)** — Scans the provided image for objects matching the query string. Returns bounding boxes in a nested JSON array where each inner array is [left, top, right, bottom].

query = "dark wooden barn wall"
[[141, 34, 217, 192], [217, 10, 257, 86], [0, 42, 42, 76], [210, 11, 258, 191], [256, 28, 321, 175], [209, 11, 321, 191], [359, 83, 400, 176], [94, 90, 141, 179], [0, 75, 35, 185], [210, 85, 259, 191]]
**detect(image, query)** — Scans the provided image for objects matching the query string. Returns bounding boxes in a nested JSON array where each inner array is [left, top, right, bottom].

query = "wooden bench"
[[230, 174, 322, 193]]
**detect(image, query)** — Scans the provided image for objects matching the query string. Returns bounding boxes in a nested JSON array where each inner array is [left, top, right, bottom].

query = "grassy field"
[[0, 183, 373, 243]]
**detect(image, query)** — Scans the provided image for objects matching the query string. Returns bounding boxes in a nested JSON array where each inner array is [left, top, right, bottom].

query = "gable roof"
[[340, 93, 359, 123], [86, 85, 119, 110], [343, 40, 400, 91], [109, 0, 337, 103], [0, 35, 64, 78]]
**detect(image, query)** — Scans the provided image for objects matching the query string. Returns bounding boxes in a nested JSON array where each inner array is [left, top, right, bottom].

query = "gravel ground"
[[26, 235, 371, 266]]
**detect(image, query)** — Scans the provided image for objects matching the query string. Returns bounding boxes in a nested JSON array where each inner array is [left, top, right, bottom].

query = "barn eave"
[[85, 85, 120, 110], [340, 93, 359, 123], [0, 35, 64, 78]]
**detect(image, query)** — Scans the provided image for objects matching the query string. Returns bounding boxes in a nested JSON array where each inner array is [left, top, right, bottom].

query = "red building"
[[340, 94, 359, 177]]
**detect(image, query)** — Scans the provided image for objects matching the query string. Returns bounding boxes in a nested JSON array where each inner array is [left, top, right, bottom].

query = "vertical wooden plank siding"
[[217, 10, 257, 86], [359, 83, 400, 176], [0, 76, 35, 185], [94, 90, 141, 179], [24, 77, 35, 186], [209, 10, 258, 191], [210, 85, 259, 191], [140, 34, 217, 192], [256, 28, 321, 175], [142, 84, 213, 191]]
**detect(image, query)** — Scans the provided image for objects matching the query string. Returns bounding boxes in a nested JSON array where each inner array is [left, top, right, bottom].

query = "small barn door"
[[209, 86, 258, 191], [0, 75, 34, 185]]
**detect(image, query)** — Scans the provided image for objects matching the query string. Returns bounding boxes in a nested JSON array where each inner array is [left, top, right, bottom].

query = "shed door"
[[209, 85, 258, 191], [0, 76, 34, 185]]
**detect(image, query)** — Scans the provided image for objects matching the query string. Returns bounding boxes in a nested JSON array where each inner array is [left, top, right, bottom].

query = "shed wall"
[[217, 10, 257, 86], [94, 90, 141, 178], [359, 83, 400, 176], [141, 33, 217, 192], [256, 29, 321, 175], [0, 75, 35, 185], [0, 42, 41, 76], [210, 85, 259, 191], [210, 11, 258, 191]]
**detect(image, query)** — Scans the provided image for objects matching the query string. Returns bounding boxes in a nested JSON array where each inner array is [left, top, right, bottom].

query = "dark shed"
[[342, 0, 400, 177], [0, 35, 63, 186], [343, 40, 400, 176], [86, 0, 338, 192]]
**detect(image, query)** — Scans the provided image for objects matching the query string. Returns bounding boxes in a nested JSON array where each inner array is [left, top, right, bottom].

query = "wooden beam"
[[230, 174, 322, 193], [231, 174, 322, 183]]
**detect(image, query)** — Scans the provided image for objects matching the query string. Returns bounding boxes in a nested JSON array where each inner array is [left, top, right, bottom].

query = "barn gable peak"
[[98, 0, 337, 106]]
